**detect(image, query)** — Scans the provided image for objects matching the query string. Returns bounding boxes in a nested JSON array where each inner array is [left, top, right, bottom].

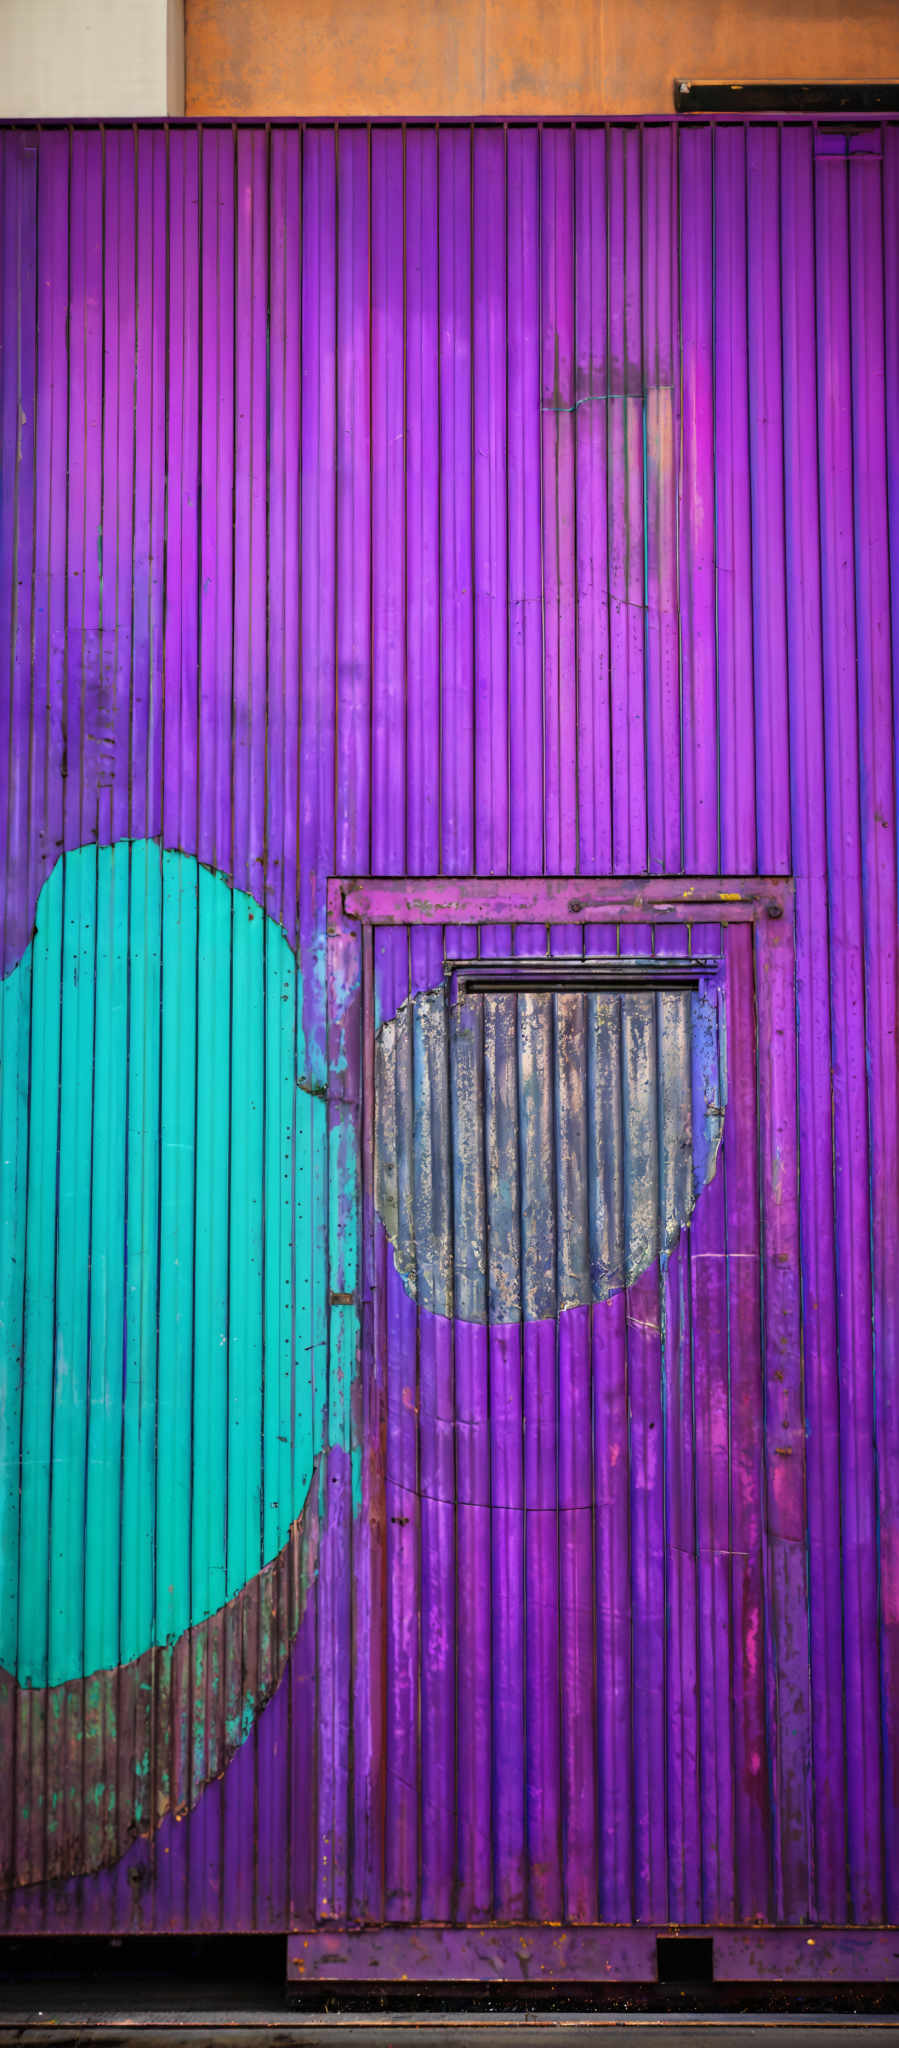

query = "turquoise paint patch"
[[0, 842, 319, 1689]]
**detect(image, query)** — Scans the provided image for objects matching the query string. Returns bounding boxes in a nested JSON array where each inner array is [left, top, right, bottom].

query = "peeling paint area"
[[375, 978, 725, 1321]]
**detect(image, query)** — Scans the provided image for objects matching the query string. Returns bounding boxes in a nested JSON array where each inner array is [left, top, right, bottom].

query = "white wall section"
[[0, 0, 185, 115]]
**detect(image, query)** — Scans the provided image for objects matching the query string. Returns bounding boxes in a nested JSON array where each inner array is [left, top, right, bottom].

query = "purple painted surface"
[[0, 119, 897, 1949]]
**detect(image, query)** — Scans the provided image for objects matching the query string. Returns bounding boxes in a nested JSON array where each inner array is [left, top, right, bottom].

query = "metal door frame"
[[293, 873, 844, 1985]]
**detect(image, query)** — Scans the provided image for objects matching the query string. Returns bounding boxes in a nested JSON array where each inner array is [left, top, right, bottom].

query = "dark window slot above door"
[[674, 80, 897, 115], [450, 955, 721, 999]]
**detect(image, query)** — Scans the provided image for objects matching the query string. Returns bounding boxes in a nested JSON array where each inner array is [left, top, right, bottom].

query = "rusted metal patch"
[[0, 1466, 321, 1890]]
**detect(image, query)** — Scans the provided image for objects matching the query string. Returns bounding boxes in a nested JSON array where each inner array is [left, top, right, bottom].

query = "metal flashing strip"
[[330, 876, 793, 931]]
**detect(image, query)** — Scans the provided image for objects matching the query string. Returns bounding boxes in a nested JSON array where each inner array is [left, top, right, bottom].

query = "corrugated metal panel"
[[0, 118, 897, 1941]]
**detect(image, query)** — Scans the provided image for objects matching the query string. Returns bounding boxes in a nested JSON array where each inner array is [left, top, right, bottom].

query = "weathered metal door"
[[301, 874, 800, 1977]]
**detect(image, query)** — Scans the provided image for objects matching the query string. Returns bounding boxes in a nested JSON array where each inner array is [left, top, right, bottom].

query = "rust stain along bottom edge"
[[286, 1928, 899, 1982]]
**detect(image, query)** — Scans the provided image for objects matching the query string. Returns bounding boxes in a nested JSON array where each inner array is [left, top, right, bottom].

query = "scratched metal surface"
[[0, 120, 896, 1944]]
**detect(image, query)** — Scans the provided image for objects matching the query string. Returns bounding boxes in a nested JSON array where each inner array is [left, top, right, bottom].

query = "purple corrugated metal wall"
[[0, 118, 897, 1947]]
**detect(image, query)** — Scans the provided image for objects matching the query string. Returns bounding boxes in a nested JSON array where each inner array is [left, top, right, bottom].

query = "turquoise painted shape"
[[0, 841, 318, 1690]]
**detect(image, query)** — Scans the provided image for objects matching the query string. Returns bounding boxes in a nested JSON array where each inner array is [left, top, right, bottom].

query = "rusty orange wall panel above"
[[186, 0, 899, 116]]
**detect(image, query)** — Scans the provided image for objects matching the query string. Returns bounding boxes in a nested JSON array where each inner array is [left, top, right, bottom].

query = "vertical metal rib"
[[554, 991, 591, 1315], [449, 994, 487, 1327], [516, 993, 556, 1324], [483, 994, 521, 1326]]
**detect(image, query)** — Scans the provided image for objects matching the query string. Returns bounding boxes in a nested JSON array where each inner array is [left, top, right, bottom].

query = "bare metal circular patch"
[[375, 982, 726, 1323]]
